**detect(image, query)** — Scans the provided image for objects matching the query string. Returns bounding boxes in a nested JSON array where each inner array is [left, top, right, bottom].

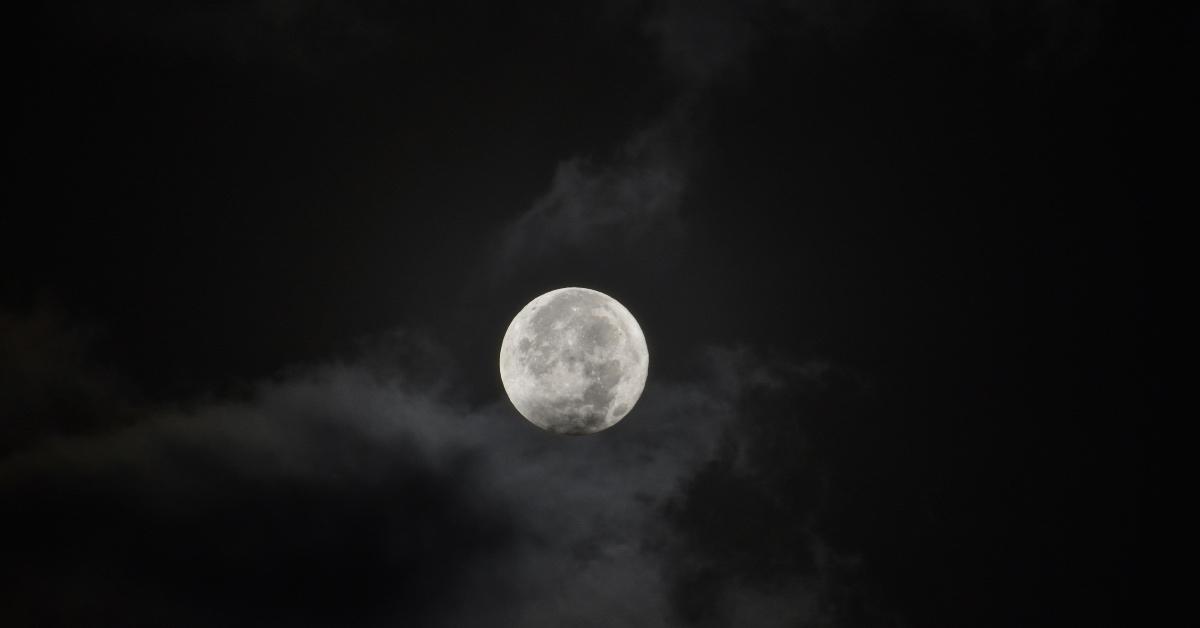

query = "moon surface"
[[500, 287, 649, 435]]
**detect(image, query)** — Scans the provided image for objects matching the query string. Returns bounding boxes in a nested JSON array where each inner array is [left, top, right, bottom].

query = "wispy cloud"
[[497, 116, 690, 272]]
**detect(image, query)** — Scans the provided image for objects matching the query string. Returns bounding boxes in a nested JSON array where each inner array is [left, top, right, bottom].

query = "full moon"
[[499, 287, 649, 435]]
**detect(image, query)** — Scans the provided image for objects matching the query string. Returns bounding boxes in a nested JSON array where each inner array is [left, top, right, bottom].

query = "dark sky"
[[2, 1, 1174, 626]]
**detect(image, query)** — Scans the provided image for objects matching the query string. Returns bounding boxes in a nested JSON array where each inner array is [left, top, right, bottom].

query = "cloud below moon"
[[0, 324, 842, 627]]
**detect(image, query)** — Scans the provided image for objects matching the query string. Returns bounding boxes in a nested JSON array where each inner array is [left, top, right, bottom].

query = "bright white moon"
[[499, 287, 649, 435]]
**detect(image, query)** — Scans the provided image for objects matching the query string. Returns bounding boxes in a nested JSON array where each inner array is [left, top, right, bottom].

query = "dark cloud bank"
[[1, 323, 859, 627]]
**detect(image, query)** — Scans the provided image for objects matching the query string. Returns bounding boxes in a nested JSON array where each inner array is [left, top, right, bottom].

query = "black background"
[[3, 1, 1175, 626]]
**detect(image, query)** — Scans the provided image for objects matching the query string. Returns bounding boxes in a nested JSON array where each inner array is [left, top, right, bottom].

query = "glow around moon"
[[499, 287, 649, 435]]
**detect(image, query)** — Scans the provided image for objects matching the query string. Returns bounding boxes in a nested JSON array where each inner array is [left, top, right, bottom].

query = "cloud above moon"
[[496, 116, 691, 274], [493, 0, 1113, 274]]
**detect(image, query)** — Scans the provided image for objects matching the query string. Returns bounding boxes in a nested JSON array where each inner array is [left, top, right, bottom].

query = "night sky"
[[2, 2, 1173, 626]]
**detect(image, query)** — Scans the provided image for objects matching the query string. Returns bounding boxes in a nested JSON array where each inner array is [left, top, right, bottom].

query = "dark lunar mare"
[[518, 290, 630, 434]]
